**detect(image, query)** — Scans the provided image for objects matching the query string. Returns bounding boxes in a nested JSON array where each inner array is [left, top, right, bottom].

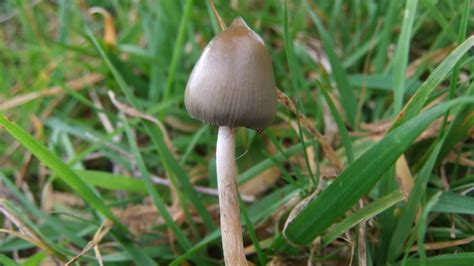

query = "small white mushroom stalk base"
[[216, 126, 247, 265]]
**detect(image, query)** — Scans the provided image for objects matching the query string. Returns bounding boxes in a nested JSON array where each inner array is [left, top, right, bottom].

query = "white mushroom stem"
[[216, 126, 247, 265]]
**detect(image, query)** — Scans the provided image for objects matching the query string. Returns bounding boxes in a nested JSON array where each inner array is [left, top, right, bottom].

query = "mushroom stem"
[[216, 126, 247, 265]]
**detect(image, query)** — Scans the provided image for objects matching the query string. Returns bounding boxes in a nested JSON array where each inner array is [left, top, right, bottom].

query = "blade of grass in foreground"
[[392, 35, 474, 129], [0, 115, 157, 266], [388, 84, 474, 262], [282, 97, 474, 245], [322, 191, 404, 246], [388, 140, 444, 262], [0, 255, 17, 266], [0, 115, 123, 229]]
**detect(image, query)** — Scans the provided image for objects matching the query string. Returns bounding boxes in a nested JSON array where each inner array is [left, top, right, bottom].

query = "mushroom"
[[185, 17, 277, 265]]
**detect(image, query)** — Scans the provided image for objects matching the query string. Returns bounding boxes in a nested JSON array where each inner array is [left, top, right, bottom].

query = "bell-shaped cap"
[[185, 17, 277, 130]]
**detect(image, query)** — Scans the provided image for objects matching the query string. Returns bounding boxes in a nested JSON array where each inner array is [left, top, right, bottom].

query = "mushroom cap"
[[185, 17, 277, 130]]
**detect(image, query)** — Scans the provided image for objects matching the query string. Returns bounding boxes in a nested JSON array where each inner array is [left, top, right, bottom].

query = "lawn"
[[0, 0, 473, 265]]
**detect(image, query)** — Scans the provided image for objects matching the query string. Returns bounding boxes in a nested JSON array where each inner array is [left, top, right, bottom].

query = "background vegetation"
[[0, 0, 473, 265]]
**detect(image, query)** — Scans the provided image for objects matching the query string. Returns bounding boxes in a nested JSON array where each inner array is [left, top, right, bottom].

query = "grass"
[[0, 0, 473, 265]]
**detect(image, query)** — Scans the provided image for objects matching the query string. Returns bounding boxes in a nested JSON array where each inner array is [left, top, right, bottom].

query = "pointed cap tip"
[[230, 16, 248, 28]]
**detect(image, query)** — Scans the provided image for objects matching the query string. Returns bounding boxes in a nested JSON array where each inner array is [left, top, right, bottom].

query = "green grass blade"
[[162, 0, 193, 116], [170, 230, 220, 266], [416, 191, 442, 264], [239, 196, 266, 265], [76, 170, 147, 193], [401, 252, 474, 266], [432, 192, 474, 215], [0, 115, 156, 265], [21, 251, 47, 266], [306, 1, 357, 127], [180, 125, 208, 164], [283, 97, 474, 245], [388, 141, 444, 261], [0, 254, 17, 266], [0, 199, 68, 261], [439, 82, 474, 159], [86, 27, 215, 231], [108, 231, 158, 266], [120, 115, 193, 251], [318, 80, 354, 163], [282, 0, 304, 94], [0, 172, 87, 247], [392, 36, 474, 129], [171, 185, 298, 265], [144, 123, 216, 231], [392, 0, 419, 115], [85, 28, 138, 107], [373, 0, 400, 72], [440, 0, 471, 133], [322, 191, 404, 246], [237, 141, 309, 185], [388, 82, 474, 261], [348, 74, 421, 93], [0, 115, 124, 229]]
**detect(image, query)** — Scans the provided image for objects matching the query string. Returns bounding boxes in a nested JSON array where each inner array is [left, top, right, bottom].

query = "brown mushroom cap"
[[185, 17, 277, 130]]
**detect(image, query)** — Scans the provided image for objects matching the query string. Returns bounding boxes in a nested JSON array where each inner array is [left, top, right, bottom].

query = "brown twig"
[[0, 199, 67, 261], [210, 0, 227, 31], [88, 7, 117, 47], [409, 235, 474, 252], [149, 173, 255, 203], [277, 89, 343, 171], [357, 199, 367, 266]]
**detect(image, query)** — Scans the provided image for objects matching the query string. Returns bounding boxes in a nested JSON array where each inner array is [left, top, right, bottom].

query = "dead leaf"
[[108, 91, 177, 156], [112, 203, 162, 236], [300, 36, 332, 73], [395, 155, 414, 200], [410, 235, 474, 252], [165, 116, 200, 132], [89, 7, 117, 47], [239, 166, 280, 197], [445, 152, 474, 167], [239, 139, 280, 197], [43, 191, 84, 211]]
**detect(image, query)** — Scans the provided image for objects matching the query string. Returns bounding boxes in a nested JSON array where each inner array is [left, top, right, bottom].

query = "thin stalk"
[[216, 126, 247, 265]]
